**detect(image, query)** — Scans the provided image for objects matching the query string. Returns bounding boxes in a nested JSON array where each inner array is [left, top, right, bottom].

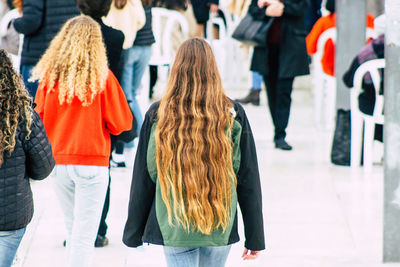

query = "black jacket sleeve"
[[283, 0, 310, 17], [24, 111, 55, 180], [343, 57, 360, 89], [248, 0, 267, 21], [235, 103, 265, 251], [123, 107, 156, 248], [13, 0, 44, 35]]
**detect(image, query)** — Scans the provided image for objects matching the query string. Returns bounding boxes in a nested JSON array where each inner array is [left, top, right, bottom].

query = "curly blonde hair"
[[0, 49, 33, 167], [30, 15, 109, 106], [155, 38, 235, 235]]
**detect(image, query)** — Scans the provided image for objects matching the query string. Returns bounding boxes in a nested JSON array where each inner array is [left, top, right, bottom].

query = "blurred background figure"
[[12, 0, 80, 99], [32, 15, 132, 267], [110, 0, 155, 167], [248, 0, 310, 150], [191, 0, 219, 37], [0, 49, 54, 267]]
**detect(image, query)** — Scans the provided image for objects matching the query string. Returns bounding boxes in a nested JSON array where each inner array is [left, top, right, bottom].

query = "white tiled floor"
[[16, 76, 395, 267]]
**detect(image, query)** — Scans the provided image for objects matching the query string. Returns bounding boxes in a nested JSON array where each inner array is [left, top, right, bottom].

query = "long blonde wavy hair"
[[0, 49, 33, 167], [30, 15, 109, 106], [155, 38, 235, 235]]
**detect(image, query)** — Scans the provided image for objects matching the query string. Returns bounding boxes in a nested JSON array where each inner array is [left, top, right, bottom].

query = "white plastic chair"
[[312, 28, 337, 130], [313, 28, 378, 130], [350, 58, 385, 171], [149, 7, 189, 67], [0, 9, 22, 71]]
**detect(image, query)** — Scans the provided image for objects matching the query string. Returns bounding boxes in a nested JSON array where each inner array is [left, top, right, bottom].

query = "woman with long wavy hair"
[[0, 49, 54, 267], [123, 38, 265, 267], [32, 15, 132, 267]]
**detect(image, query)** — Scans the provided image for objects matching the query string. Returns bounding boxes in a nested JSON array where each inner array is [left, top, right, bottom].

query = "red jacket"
[[35, 70, 132, 166], [306, 13, 375, 76]]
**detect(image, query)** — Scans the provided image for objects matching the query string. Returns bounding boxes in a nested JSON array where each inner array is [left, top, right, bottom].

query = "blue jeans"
[[251, 71, 263, 91], [163, 245, 231, 267], [20, 64, 39, 99], [120, 45, 152, 136], [0, 227, 26, 267]]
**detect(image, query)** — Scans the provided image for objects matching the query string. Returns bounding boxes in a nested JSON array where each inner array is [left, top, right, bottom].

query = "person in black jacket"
[[0, 49, 55, 267], [13, 0, 80, 98], [123, 38, 265, 267], [248, 0, 310, 150], [76, 0, 126, 248]]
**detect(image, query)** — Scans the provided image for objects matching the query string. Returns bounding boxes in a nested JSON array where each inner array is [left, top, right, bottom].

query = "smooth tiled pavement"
[[15, 76, 396, 267]]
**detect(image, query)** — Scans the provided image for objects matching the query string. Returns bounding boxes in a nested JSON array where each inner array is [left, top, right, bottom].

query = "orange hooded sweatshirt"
[[35, 70, 133, 166], [306, 13, 375, 76]]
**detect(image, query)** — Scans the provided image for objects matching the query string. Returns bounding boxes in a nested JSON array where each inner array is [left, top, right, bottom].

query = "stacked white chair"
[[138, 7, 189, 107], [312, 28, 337, 130], [350, 58, 385, 171]]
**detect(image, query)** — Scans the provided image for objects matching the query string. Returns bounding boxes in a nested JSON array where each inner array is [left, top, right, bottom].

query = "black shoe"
[[275, 139, 292, 150], [95, 235, 109, 248], [235, 89, 260, 106]]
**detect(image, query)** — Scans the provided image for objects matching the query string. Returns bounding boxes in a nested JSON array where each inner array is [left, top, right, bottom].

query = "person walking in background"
[[123, 38, 265, 267], [76, 0, 128, 247], [0, 49, 55, 267], [236, 71, 264, 106], [109, 0, 155, 166], [32, 15, 132, 267], [306, 0, 374, 77], [249, 0, 310, 150], [12, 0, 80, 98]]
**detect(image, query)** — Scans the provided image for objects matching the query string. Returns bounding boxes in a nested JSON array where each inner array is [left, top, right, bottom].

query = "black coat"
[[249, 0, 310, 78], [0, 111, 55, 231], [94, 19, 124, 81], [13, 0, 80, 66]]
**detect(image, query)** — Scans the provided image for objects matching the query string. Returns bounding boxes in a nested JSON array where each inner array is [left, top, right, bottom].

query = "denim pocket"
[[72, 165, 101, 179]]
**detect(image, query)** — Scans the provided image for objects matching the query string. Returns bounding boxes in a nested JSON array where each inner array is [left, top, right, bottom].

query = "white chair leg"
[[363, 119, 375, 172], [325, 77, 336, 130], [351, 115, 363, 167], [313, 76, 323, 128]]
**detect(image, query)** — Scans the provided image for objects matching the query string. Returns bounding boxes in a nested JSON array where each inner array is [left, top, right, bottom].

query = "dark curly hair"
[[76, 0, 112, 19], [0, 49, 33, 167]]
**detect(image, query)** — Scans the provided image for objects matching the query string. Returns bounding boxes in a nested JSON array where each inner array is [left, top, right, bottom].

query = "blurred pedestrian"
[[248, 0, 310, 150], [12, 0, 80, 98], [108, 0, 155, 167], [0, 49, 55, 267], [32, 15, 132, 267], [123, 38, 265, 267]]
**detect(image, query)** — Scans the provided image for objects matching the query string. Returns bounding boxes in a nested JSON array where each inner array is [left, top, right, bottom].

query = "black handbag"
[[331, 109, 351, 166], [232, 14, 274, 47]]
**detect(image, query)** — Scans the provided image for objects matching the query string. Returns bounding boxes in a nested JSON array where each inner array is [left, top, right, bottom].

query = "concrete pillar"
[[367, 0, 384, 16], [383, 0, 400, 262], [335, 0, 367, 109]]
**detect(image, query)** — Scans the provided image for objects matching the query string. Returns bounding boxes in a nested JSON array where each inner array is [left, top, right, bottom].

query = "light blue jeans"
[[251, 71, 263, 91], [0, 227, 26, 267], [163, 245, 231, 267], [120, 45, 152, 136], [52, 165, 108, 267]]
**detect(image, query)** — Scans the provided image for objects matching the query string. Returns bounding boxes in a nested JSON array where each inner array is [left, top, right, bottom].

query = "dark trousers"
[[97, 169, 110, 237], [97, 139, 116, 237], [263, 44, 294, 141]]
